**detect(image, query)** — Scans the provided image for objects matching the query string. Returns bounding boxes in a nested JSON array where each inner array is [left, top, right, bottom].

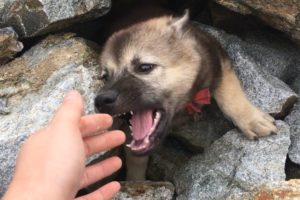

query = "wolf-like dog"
[[94, 10, 277, 180]]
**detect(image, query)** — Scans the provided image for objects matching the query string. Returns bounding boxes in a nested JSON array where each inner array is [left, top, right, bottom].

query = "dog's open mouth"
[[114, 109, 166, 155]]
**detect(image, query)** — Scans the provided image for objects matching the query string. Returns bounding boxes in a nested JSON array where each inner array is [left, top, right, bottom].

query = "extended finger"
[[75, 181, 121, 200], [80, 114, 113, 137], [80, 157, 122, 188], [51, 90, 84, 128], [84, 130, 125, 156]]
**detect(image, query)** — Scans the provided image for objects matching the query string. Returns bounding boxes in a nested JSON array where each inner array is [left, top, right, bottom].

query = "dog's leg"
[[214, 60, 277, 139], [125, 148, 149, 180]]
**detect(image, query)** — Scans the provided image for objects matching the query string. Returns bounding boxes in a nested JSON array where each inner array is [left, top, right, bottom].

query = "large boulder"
[[174, 121, 290, 200], [0, 33, 101, 197], [0, 27, 23, 65], [0, 0, 110, 38], [213, 0, 300, 44]]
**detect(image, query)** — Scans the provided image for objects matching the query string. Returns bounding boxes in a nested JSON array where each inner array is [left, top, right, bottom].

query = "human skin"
[[3, 90, 126, 200]]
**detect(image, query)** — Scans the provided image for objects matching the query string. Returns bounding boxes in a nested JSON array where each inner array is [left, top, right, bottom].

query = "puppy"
[[94, 10, 277, 180]]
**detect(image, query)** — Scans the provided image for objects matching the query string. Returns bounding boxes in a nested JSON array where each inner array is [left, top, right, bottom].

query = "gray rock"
[[0, 0, 110, 38], [0, 33, 102, 197], [0, 27, 23, 65], [170, 104, 233, 152], [213, 0, 300, 44], [290, 74, 300, 94], [147, 138, 194, 182], [285, 102, 300, 165], [174, 121, 290, 200], [113, 181, 175, 200], [244, 31, 300, 82], [0, 97, 9, 115], [198, 24, 298, 116]]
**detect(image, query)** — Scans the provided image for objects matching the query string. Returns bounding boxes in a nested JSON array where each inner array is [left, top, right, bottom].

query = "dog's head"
[[95, 11, 202, 155]]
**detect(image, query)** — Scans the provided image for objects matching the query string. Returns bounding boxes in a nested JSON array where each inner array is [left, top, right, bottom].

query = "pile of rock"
[[1, 0, 300, 199]]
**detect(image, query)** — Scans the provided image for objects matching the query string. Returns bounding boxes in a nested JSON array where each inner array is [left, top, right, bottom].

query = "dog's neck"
[[185, 88, 211, 114]]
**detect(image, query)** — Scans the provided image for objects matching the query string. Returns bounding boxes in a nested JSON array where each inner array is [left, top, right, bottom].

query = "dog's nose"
[[94, 90, 118, 111]]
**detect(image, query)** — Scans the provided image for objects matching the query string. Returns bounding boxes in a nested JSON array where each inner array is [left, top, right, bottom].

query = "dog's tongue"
[[131, 109, 153, 140]]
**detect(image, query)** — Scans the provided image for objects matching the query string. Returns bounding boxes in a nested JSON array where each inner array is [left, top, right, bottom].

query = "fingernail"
[[64, 90, 78, 101]]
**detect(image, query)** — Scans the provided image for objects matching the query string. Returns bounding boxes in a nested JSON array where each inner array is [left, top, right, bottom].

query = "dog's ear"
[[170, 9, 189, 36]]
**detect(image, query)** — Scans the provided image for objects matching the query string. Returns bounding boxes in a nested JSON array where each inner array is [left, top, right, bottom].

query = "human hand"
[[3, 90, 126, 200]]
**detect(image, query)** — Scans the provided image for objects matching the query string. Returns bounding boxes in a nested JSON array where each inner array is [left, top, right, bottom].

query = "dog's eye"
[[136, 63, 156, 74]]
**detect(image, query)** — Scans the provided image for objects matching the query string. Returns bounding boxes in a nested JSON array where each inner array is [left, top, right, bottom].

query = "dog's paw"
[[235, 107, 277, 140]]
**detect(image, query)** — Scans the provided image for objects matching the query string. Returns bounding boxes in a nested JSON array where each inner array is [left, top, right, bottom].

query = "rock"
[[197, 23, 298, 117], [289, 74, 300, 94], [285, 101, 300, 165], [170, 103, 233, 152], [0, 97, 9, 115], [227, 179, 300, 200], [147, 137, 194, 182], [0, 0, 110, 38], [213, 0, 300, 44], [0, 33, 102, 197], [113, 181, 175, 200], [0, 27, 23, 65], [174, 121, 290, 200], [244, 31, 300, 82]]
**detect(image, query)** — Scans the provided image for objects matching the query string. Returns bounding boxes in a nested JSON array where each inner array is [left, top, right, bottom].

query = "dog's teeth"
[[129, 125, 132, 131], [145, 137, 150, 144], [126, 144, 132, 148], [130, 111, 133, 115], [155, 111, 161, 120]]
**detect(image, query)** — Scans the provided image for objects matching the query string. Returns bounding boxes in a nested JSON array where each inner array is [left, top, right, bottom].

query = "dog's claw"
[[271, 131, 277, 135]]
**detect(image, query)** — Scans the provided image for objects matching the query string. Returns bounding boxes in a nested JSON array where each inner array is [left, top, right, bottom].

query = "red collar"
[[185, 88, 211, 114]]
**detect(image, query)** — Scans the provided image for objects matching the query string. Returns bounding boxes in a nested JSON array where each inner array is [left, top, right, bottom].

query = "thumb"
[[50, 90, 84, 128]]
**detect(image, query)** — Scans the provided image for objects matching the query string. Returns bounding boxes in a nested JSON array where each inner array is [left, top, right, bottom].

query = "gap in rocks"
[[286, 155, 300, 180]]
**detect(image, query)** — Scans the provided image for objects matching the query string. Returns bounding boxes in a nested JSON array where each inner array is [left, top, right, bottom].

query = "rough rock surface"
[[0, 27, 23, 65], [285, 101, 300, 165], [0, 0, 110, 38], [198, 23, 298, 116], [213, 0, 300, 44], [147, 137, 194, 182], [284, 74, 300, 165], [244, 31, 300, 82], [227, 179, 300, 200], [113, 181, 174, 200], [0, 33, 101, 197], [170, 104, 233, 152], [174, 121, 290, 200]]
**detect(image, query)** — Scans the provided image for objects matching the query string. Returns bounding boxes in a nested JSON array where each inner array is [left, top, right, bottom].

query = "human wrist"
[[3, 179, 72, 200]]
